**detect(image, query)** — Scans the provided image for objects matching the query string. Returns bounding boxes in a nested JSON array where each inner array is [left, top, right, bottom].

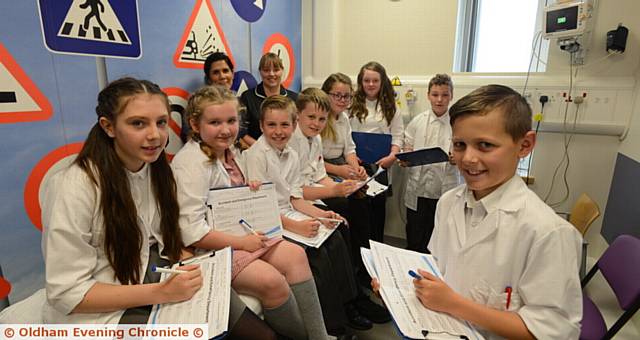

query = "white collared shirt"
[[244, 135, 303, 211], [289, 126, 327, 185], [42, 162, 161, 324], [171, 140, 247, 246], [349, 99, 404, 148], [404, 110, 459, 209], [322, 111, 357, 160], [428, 175, 583, 339]]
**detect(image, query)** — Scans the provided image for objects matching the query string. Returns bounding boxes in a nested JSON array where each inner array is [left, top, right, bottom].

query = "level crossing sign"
[[37, 0, 142, 58]]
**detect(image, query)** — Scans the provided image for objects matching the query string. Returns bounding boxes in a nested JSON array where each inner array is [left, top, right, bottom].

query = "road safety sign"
[[174, 0, 234, 69], [262, 33, 295, 89], [38, 0, 142, 58], [0, 42, 53, 124], [232, 71, 257, 95], [231, 0, 267, 23]]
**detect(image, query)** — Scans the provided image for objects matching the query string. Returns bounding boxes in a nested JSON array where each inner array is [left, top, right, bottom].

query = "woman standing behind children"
[[349, 61, 403, 242], [402, 74, 460, 253], [171, 85, 326, 340], [240, 52, 298, 147], [42, 78, 276, 339]]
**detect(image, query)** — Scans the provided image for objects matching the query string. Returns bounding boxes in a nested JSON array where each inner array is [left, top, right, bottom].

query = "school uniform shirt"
[[239, 83, 298, 140], [172, 140, 282, 278], [349, 99, 404, 149], [404, 109, 459, 210], [171, 140, 247, 246], [322, 111, 357, 160], [244, 135, 304, 212], [428, 175, 583, 339], [289, 126, 327, 186], [42, 163, 163, 324]]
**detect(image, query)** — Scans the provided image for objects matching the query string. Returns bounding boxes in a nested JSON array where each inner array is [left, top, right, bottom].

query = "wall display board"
[[0, 0, 301, 302]]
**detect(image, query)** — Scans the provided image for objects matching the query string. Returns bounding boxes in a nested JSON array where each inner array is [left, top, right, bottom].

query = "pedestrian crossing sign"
[[37, 0, 142, 59]]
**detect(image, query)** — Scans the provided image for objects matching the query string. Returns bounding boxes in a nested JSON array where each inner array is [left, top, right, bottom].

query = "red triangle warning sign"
[[0, 42, 53, 124], [173, 0, 235, 69]]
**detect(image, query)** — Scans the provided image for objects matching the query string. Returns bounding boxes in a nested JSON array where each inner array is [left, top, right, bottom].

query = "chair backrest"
[[597, 234, 640, 310], [569, 193, 600, 236]]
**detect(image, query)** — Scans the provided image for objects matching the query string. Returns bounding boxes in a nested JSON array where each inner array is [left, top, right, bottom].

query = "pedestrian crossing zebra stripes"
[[58, 21, 129, 44]]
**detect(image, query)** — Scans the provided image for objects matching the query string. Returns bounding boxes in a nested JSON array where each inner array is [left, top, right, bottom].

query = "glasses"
[[328, 92, 352, 102]]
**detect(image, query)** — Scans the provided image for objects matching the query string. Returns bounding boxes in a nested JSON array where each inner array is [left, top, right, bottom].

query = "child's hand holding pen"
[[412, 269, 458, 314], [316, 211, 344, 228], [332, 180, 358, 197], [240, 233, 268, 252], [238, 219, 268, 251], [155, 263, 202, 303]]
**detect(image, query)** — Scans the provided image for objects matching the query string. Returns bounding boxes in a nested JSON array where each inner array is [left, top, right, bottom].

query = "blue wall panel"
[[0, 0, 301, 302], [0, 1, 99, 301]]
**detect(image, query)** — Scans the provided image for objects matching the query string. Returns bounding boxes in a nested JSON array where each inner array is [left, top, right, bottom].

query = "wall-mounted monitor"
[[543, 1, 590, 39]]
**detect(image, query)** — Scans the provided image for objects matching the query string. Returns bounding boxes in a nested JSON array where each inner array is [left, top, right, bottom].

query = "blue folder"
[[352, 132, 392, 164], [395, 147, 449, 167]]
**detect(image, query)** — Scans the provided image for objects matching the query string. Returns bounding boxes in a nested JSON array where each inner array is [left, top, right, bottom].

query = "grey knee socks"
[[291, 278, 329, 340], [263, 292, 307, 339]]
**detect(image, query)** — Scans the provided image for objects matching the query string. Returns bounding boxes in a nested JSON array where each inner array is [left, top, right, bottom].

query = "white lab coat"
[[322, 111, 357, 160], [288, 127, 327, 186], [428, 175, 583, 339], [41, 163, 162, 324], [171, 140, 246, 246], [403, 110, 459, 210], [349, 99, 404, 149], [244, 135, 304, 212]]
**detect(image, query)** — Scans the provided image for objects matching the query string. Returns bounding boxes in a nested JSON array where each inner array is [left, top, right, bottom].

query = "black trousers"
[[405, 197, 438, 254], [321, 196, 372, 287], [365, 164, 389, 243], [305, 224, 359, 332]]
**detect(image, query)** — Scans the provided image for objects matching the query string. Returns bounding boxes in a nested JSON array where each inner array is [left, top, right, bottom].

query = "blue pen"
[[239, 219, 259, 235], [408, 270, 422, 280]]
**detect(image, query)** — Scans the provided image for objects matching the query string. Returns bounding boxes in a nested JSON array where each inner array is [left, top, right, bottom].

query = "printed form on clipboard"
[[366, 241, 485, 340], [350, 167, 388, 197], [281, 210, 337, 248], [206, 182, 283, 238], [149, 247, 232, 339]]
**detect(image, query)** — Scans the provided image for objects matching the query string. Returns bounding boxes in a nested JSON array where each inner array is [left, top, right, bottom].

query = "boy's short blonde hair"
[[296, 88, 332, 114], [259, 52, 284, 71], [260, 95, 297, 122], [449, 84, 531, 141]]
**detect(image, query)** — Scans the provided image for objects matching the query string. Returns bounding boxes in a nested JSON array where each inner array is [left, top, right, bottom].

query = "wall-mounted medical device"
[[543, 1, 591, 39]]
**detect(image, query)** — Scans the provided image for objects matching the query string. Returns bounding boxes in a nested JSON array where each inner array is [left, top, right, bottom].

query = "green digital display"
[[558, 17, 567, 24]]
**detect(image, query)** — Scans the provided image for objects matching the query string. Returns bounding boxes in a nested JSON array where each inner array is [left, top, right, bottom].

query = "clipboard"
[[206, 183, 283, 238], [367, 241, 485, 340], [395, 147, 449, 167], [352, 131, 392, 164]]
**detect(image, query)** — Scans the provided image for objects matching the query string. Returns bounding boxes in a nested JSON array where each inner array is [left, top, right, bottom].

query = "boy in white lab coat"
[[414, 85, 583, 339], [402, 74, 460, 253]]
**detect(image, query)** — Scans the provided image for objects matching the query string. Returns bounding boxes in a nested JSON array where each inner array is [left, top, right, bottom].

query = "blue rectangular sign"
[[38, 0, 141, 58]]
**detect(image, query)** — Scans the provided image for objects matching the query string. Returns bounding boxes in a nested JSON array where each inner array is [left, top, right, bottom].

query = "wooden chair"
[[569, 193, 601, 236], [558, 193, 600, 277]]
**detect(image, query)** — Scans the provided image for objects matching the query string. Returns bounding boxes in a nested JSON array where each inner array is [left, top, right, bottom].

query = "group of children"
[[40, 53, 584, 340]]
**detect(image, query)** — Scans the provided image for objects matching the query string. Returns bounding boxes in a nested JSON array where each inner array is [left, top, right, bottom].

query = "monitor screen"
[[546, 5, 579, 33]]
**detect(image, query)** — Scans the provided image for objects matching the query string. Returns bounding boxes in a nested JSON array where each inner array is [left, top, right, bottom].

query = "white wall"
[[302, 0, 640, 332], [302, 0, 640, 241]]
